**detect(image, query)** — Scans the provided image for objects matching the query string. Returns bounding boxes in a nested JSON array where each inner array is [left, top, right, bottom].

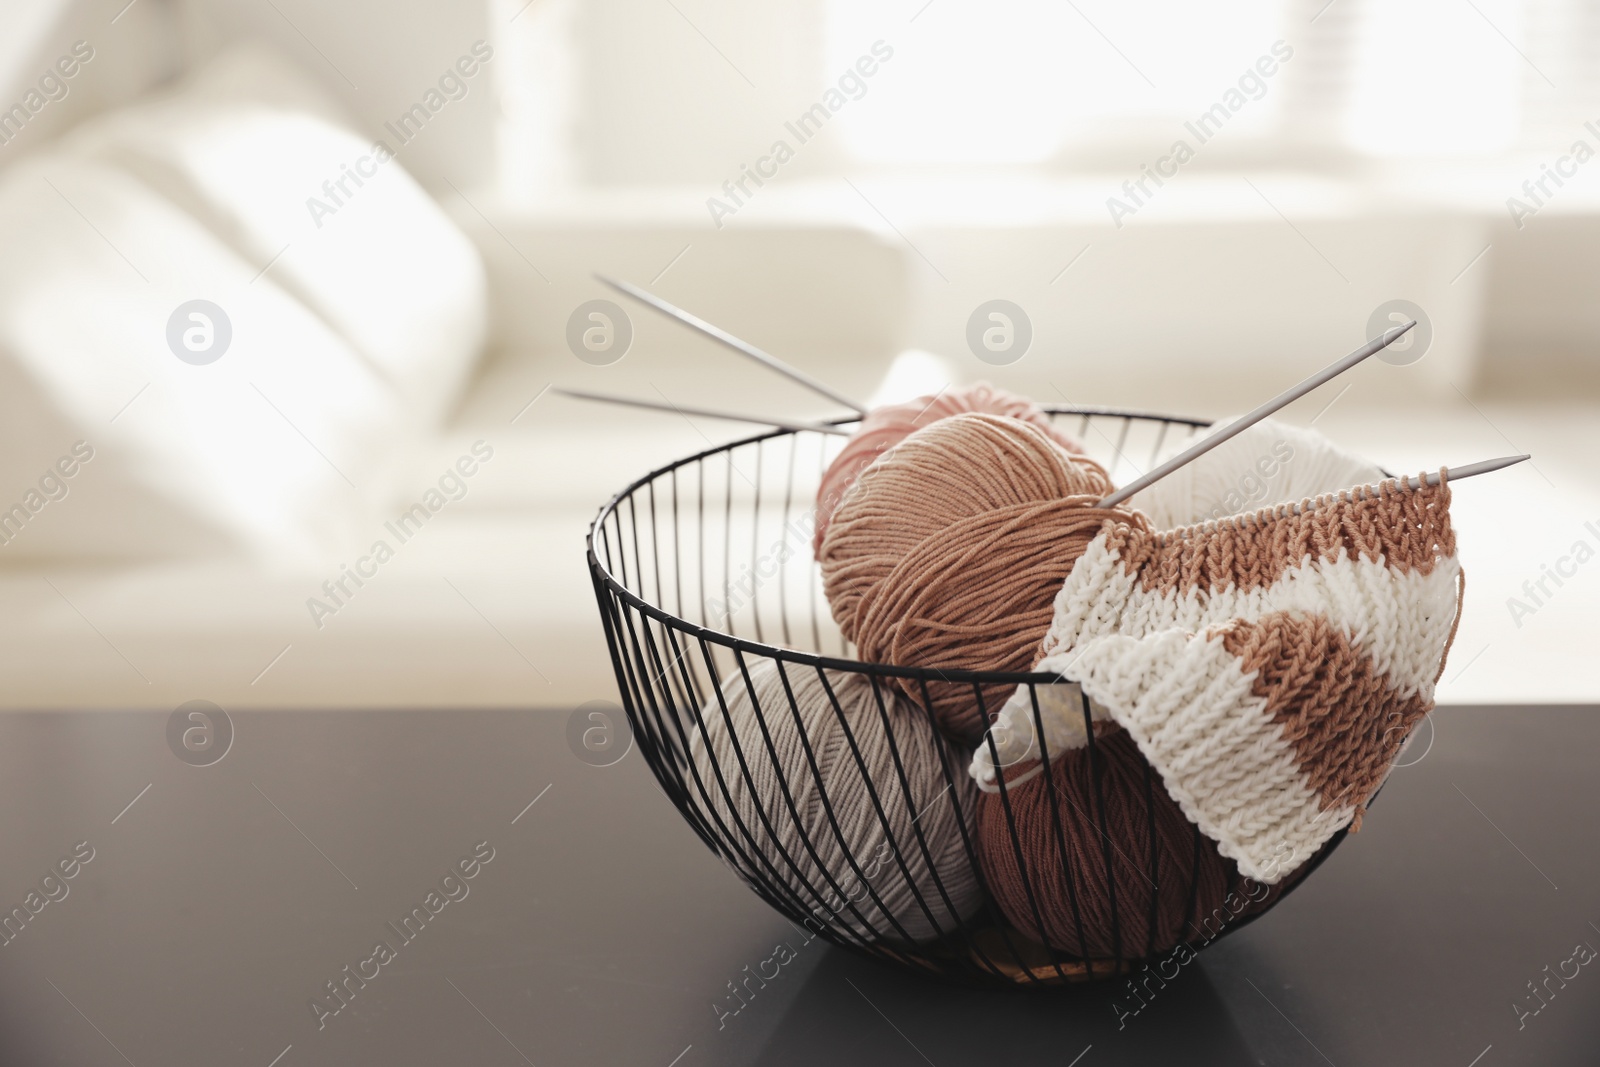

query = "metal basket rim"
[[585, 404, 1212, 683]]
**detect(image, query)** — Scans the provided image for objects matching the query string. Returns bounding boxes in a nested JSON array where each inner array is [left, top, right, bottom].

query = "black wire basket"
[[587, 406, 1348, 986]]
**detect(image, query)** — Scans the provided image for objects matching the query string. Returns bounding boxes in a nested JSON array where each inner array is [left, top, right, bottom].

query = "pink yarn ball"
[[813, 383, 1084, 555]]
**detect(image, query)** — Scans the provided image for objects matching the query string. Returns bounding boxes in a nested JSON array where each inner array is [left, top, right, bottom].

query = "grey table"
[[0, 703, 1593, 1065]]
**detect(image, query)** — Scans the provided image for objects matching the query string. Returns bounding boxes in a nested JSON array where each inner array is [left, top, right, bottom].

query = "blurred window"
[[825, 0, 1285, 164], [821, 0, 1591, 167], [495, 0, 1600, 189], [1345, 0, 1524, 156]]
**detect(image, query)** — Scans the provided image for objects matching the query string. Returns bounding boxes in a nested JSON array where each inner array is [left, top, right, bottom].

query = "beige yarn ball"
[[689, 659, 982, 942]]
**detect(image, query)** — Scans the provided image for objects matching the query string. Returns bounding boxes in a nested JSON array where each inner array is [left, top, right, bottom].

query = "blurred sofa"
[[0, 49, 575, 709], [2, 43, 1596, 714], [0, 45, 907, 711]]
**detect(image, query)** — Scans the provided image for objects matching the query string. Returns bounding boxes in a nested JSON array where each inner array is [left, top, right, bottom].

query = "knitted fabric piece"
[[971, 475, 1462, 884]]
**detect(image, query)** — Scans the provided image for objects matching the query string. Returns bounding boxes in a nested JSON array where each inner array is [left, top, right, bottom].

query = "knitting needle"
[[1179, 454, 1532, 529], [1099, 321, 1417, 507], [1267, 455, 1531, 520], [554, 387, 851, 436], [1398, 453, 1529, 489], [596, 275, 868, 416]]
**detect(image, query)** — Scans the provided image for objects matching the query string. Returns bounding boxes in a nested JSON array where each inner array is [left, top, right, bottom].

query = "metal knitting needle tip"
[[1271, 455, 1530, 517], [1099, 321, 1417, 508], [595, 275, 868, 416], [1241, 451, 1529, 521], [1399, 453, 1529, 489], [554, 387, 852, 436]]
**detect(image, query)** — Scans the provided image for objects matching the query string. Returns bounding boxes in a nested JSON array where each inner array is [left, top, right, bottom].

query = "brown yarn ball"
[[977, 728, 1236, 959], [813, 383, 1083, 555], [818, 412, 1116, 741]]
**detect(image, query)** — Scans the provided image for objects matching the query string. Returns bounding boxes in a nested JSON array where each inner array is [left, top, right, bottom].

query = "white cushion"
[[0, 154, 405, 561], [65, 47, 487, 427]]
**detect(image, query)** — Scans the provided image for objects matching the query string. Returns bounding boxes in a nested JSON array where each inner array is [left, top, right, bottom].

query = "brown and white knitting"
[[972, 475, 1463, 884]]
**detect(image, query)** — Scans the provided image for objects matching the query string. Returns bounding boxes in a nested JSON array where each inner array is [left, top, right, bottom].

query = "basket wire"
[[587, 407, 1344, 985]]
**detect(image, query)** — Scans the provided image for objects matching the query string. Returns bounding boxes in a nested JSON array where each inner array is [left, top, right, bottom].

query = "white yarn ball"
[[689, 660, 982, 943], [1129, 416, 1385, 528]]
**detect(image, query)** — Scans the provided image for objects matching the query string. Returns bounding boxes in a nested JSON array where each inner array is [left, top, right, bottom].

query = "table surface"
[[0, 703, 1594, 1066]]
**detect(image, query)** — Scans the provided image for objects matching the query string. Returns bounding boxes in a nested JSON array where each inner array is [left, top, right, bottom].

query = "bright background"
[[1, 0, 1597, 709]]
